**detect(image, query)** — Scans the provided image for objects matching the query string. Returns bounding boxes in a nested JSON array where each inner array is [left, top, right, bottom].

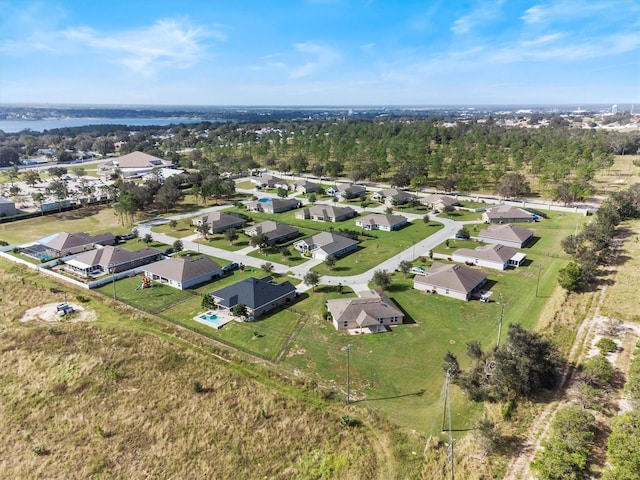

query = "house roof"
[[376, 188, 413, 200], [293, 179, 319, 190], [194, 212, 246, 228], [144, 255, 222, 283], [211, 276, 296, 310], [485, 205, 534, 221], [326, 291, 404, 323], [454, 244, 519, 263], [244, 220, 298, 240], [357, 213, 407, 228], [478, 224, 534, 243], [335, 184, 366, 194], [270, 198, 300, 209], [101, 151, 173, 169], [0, 198, 15, 205], [40, 231, 116, 251], [307, 204, 355, 218], [67, 245, 161, 269], [414, 262, 487, 293], [297, 231, 358, 255], [421, 194, 459, 207]]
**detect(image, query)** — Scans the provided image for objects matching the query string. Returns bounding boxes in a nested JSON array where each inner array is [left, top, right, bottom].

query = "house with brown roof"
[[483, 205, 535, 223], [421, 194, 460, 212], [293, 232, 358, 260], [326, 290, 404, 333], [65, 245, 161, 276], [295, 205, 357, 222], [371, 188, 414, 206], [98, 151, 174, 179], [36, 231, 117, 258], [244, 221, 299, 245], [326, 184, 367, 200], [413, 262, 487, 301], [143, 255, 223, 290], [251, 174, 288, 189], [452, 244, 526, 271], [192, 212, 247, 234], [355, 213, 408, 231], [247, 197, 301, 213], [478, 224, 534, 248]]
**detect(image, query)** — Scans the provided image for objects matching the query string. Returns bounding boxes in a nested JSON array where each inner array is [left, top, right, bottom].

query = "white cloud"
[[522, 1, 626, 24], [290, 42, 340, 78], [450, 0, 505, 35]]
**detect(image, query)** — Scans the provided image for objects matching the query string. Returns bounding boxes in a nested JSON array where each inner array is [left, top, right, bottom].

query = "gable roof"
[[298, 231, 358, 254], [334, 184, 366, 194], [479, 224, 534, 243], [421, 194, 459, 207], [67, 245, 160, 269], [144, 255, 222, 283], [327, 291, 403, 324], [376, 188, 413, 200], [307, 204, 356, 218], [245, 220, 298, 240], [414, 262, 487, 293], [194, 212, 246, 228], [293, 179, 319, 190], [211, 276, 296, 309], [485, 205, 534, 221], [454, 244, 519, 263], [40, 232, 116, 251], [357, 213, 407, 227]]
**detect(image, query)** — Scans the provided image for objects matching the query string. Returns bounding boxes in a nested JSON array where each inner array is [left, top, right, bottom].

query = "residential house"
[[293, 231, 358, 260], [143, 255, 223, 290], [478, 224, 534, 248], [326, 183, 367, 200], [371, 188, 414, 206], [251, 174, 288, 189], [209, 276, 297, 319], [326, 290, 404, 333], [65, 245, 161, 276], [483, 205, 535, 223], [98, 151, 174, 179], [421, 194, 460, 212], [35, 231, 117, 259], [244, 221, 299, 245], [0, 198, 17, 217], [247, 197, 301, 214], [295, 205, 357, 222], [413, 262, 487, 301], [192, 212, 247, 234], [452, 244, 526, 271], [355, 213, 408, 231], [293, 179, 320, 194]]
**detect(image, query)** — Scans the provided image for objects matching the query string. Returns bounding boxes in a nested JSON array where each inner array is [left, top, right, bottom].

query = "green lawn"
[[431, 238, 485, 255], [248, 246, 308, 266], [152, 218, 196, 238], [438, 210, 484, 221], [201, 234, 249, 251]]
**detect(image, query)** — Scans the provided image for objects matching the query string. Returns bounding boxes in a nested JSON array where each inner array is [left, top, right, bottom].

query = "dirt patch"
[[19, 303, 97, 323]]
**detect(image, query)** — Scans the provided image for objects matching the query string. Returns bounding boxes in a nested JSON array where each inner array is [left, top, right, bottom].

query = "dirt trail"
[[502, 236, 625, 480]]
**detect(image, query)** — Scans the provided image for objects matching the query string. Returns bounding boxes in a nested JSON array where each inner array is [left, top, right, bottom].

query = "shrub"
[[75, 295, 90, 303], [596, 337, 618, 354], [32, 445, 50, 456], [339, 415, 361, 428], [192, 381, 204, 393]]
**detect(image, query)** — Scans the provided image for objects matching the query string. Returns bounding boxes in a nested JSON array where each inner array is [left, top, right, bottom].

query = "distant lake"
[[0, 118, 208, 133]]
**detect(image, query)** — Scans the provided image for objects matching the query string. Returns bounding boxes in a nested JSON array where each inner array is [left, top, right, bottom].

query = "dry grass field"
[[0, 260, 424, 479]]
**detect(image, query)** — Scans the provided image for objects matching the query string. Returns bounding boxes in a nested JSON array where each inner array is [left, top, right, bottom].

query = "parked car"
[[410, 266, 426, 275], [222, 262, 239, 273], [164, 248, 174, 255]]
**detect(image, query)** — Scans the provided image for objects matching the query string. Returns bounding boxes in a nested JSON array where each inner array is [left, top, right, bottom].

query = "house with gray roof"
[[293, 231, 358, 260], [355, 213, 408, 231], [326, 290, 404, 333], [98, 151, 174, 179], [295, 205, 357, 222], [326, 184, 367, 200], [244, 221, 299, 245], [247, 197, 301, 214], [478, 224, 534, 248], [192, 211, 247, 234], [36, 231, 117, 258], [483, 205, 535, 223], [452, 244, 526, 271], [413, 262, 487, 301], [65, 245, 161, 276], [209, 276, 297, 319], [251, 174, 288, 189], [293, 179, 320, 194], [371, 188, 414, 206], [143, 255, 223, 290]]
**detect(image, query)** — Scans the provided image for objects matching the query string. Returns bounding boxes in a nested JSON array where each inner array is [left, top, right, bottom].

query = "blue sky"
[[1, 0, 639, 106]]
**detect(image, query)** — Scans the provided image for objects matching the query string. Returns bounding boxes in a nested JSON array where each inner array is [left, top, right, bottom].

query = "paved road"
[[136, 187, 475, 294]]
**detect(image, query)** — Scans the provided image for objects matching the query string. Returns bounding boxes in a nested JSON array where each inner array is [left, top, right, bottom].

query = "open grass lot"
[[592, 154, 640, 196], [0, 260, 425, 480], [437, 209, 484, 221], [431, 237, 484, 255], [599, 219, 640, 322], [152, 217, 196, 238], [248, 245, 308, 266]]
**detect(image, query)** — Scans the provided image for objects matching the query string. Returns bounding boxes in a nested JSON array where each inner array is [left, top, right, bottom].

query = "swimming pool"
[[257, 197, 272, 203], [193, 310, 234, 329]]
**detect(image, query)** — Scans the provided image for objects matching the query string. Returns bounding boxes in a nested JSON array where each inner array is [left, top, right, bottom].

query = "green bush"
[[596, 337, 618, 354], [625, 342, 640, 401]]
